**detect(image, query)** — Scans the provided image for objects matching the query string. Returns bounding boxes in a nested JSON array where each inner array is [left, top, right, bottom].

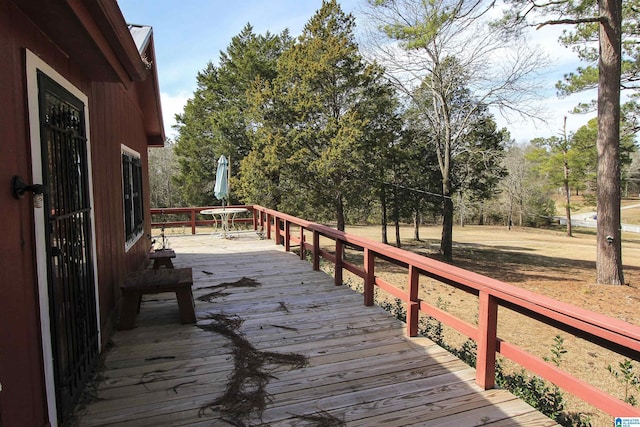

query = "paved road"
[[558, 203, 640, 233]]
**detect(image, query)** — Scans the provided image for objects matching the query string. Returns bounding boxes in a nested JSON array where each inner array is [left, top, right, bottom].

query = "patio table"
[[200, 207, 248, 237]]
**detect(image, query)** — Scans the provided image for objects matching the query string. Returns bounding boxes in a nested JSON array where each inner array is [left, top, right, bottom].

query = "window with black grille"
[[122, 149, 143, 248]]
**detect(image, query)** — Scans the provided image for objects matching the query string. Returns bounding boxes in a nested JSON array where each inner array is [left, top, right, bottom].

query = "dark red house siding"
[[90, 81, 151, 337], [1, 3, 56, 425], [0, 1, 163, 425]]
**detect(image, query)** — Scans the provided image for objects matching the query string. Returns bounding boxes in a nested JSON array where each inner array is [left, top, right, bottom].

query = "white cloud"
[[160, 91, 190, 141]]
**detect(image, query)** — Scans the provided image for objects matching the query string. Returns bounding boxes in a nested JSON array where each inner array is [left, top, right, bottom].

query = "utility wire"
[[366, 177, 453, 200]]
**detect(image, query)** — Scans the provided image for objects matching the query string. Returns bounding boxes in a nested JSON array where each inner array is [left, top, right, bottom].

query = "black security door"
[[37, 71, 99, 423]]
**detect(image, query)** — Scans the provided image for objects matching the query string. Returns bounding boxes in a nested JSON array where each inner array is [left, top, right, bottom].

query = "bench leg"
[[153, 258, 174, 269], [175, 288, 196, 324], [119, 292, 142, 330]]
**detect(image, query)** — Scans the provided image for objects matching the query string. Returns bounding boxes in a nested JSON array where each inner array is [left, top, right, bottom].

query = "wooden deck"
[[73, 232, 557, 426]]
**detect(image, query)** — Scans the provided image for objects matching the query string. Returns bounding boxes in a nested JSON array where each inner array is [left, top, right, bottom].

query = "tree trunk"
[[564, 165, 573, 237], [440, 179, 453, 261], [336, 194, 345, 231], [413, 210, 420, 241], [596, 0, 624, 285], [381, 184, 388, 244], [393, 187, 401, 247], [518, 198, 524, 226], [564, 184, 572, 237], [508, 193, 513, 230], [562, 117, 573, 237]]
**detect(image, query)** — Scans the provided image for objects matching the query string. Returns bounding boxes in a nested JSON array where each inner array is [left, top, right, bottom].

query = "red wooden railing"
[[151, 205, 640, 417], [150, 206, 254, 234]]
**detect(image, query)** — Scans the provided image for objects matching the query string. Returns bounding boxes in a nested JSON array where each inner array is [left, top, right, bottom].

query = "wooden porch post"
[[275, 218, 281, 246], [312, 230, 320, 271], [334, 240, 343, 286], [476, 290, 498, 389], [252, 208, 258, 231], [364, 248, 374, 306], [191, 209, 196, 235], [284, 220, 290, 252], [266, 213, 271, 240], [299, 227, 305, 260], [407, 265, 420, 337]]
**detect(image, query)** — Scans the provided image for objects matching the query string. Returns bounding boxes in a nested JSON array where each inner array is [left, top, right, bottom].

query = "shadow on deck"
[[72, 232, 556, 426]]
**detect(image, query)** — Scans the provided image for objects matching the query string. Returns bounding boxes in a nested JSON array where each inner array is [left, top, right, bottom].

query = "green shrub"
[[372, 296, 591, 426], [608, 359, 640, 406]]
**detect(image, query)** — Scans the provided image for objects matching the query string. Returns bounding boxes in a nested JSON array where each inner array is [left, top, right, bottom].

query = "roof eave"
[[137, 35, 167, 147], [14, 0, 148, 82]]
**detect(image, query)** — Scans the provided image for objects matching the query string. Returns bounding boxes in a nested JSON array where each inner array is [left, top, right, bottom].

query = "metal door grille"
[[38, 72, 98, 422]]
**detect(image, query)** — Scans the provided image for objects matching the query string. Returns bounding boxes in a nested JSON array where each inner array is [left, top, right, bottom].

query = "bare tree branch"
[[536, 16, 604, 29]]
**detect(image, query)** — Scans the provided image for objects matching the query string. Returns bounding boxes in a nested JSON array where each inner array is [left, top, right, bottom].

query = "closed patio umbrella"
[[214, 155, 229, 206]]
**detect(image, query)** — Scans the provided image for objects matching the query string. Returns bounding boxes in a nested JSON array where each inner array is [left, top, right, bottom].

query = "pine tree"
[[173, 25, 290, 206], [500, 0, 626, 284], [243, 0, 399, 231]]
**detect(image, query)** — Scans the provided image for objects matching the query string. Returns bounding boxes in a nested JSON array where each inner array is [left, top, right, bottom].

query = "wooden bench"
[[149, 248, 176, 269], [118, 267, 196, 330]]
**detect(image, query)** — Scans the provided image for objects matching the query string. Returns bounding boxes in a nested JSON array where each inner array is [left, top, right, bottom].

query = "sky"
[[117, 0, 597, 144]]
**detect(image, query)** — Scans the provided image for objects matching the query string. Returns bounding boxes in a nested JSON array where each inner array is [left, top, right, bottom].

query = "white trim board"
[[25, 49, 101, 427]]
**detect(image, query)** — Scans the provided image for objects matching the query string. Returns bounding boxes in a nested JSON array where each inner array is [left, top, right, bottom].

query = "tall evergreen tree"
[[528, 129, 581, 237], [453, 114, 509, 226], [392, 123, 442, 242], [173, 25, 290, 206], [571, 117, 637, 192], [500, 0, 625, 284], [555, 0, 639, 129], [242, 0, 399, 231]]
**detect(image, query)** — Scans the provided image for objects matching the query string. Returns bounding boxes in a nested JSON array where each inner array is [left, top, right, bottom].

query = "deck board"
[[73, 233, 557, 426]]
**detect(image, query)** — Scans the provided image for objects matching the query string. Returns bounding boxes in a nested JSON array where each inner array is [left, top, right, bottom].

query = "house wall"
[[0, 1, 151, 425], [90, 81, 151, 340]]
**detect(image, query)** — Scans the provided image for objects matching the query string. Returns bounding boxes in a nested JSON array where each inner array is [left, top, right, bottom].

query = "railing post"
[[334, 240, 343, 286], [312, 230, 320, 271], [275, 217, 281, 245], [252, 208, 258, 231], [284, 220, 291, 252], [476, 290, 498, 389], [191, 209, 196, 235], [299, 227, 305, 260], [364, 248, 374, 306], [407, 265, 420, 337], [266, 213, 271, 240]]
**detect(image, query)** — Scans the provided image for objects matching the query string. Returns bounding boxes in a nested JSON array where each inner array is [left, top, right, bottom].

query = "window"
[[122, 147, 143, 249]]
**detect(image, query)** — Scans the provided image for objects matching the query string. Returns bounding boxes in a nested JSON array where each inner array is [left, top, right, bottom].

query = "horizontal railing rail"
[[249, 205, 640, 418], [150, 206, 254, 235], [151, 204, 640, 417]]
